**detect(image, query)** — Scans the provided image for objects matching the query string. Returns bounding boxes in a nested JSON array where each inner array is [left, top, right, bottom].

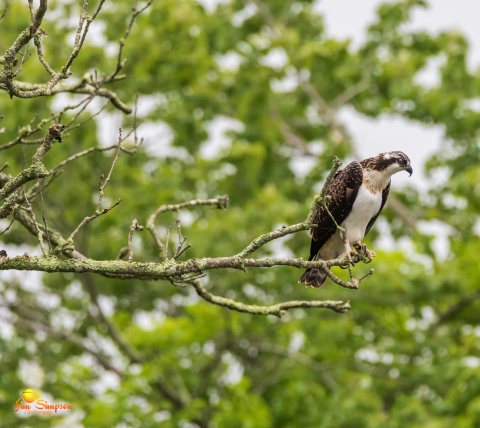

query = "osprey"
[[299, 151, 412, 288]]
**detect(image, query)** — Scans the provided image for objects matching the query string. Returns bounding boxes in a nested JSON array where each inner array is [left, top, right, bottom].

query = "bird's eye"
[[397, 157, 405, 165]]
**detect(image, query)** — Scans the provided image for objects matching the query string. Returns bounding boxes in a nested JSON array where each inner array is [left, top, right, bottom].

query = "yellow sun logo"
[[21, 389, 39, 403]]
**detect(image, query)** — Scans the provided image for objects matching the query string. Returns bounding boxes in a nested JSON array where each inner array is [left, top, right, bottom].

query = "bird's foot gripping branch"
[[0, 153, 380, 317]]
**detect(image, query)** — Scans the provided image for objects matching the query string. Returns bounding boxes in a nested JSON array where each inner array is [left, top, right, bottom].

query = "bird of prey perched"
[[299, 151, 412, 288]]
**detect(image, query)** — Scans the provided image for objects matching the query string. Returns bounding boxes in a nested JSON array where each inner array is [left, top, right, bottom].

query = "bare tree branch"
[[0, 124, 65, 218], [0, 2, 133, 113], [190, 279, 351, 317], [0, 247, 368, 284], [111, 0, 154, 79], [23, 194, 48, 256], [9, 79, 132, 114]]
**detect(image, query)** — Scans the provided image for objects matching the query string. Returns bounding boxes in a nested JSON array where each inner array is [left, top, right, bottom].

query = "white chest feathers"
[[341, 184, 383, 244]]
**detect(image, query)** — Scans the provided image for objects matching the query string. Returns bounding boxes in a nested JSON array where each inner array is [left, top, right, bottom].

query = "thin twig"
[[33, 31, 55, 77], [63, 96, 95, 128], [66, 129, 123, 241], [66, 99, 109, 131], [324, 197, 346, 233], [358, 269, 374, 283], [0, 211, 17, 236], [69, 199, 121, 241], [48, 141, 134, 178], [64, 0, 107, 71], [96, 128, 122, 212], [165, 225, 171, 259], [24, 194, 48, 256], [28, 0, 34, 21], [0, 115, 56, 151], [173, 220, 187, 258], [133, 94, 141, 146], [127, 219, 144, 262], [147, 196, 230, 261], [0, 7, 7, 22], [12, 48, 31, 78], [38, 179, 51, 250], [111, 0, 154, 79], [175, 243, 191, 260]]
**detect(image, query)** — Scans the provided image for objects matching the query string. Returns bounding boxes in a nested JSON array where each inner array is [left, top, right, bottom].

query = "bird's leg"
[[340, 229, 357, 282], [340, 230, 352, 263], [341, 229, 355, 263]]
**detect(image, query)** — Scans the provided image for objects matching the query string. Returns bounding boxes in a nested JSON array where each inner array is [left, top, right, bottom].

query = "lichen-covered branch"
[[8, 79, 132, 114], [0, 124, 65, 218], [0, 1, 132, 114], [0, 251, 366, 281], [1, 0, 47, 74], [190, 279, 351, 317]]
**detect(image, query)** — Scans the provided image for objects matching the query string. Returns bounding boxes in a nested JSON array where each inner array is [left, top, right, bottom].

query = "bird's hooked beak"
[[406, 165, 413, 176]]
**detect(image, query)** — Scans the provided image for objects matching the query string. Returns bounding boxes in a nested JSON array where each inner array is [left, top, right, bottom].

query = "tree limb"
[[189, 279, 350, 317]]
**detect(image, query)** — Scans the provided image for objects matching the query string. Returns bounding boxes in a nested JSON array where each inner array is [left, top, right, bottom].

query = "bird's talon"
[[362, 249, 375, 263]]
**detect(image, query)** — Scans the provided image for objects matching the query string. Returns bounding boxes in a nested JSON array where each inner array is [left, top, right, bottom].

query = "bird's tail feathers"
[[298, 255, 328, 288]]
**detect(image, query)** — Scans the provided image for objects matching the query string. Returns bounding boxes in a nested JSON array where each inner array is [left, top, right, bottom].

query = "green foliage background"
[[1, 0, 480, 426]]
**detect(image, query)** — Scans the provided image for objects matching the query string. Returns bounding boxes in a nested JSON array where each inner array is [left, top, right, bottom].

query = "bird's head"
[[362, 151, 413, 177]]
